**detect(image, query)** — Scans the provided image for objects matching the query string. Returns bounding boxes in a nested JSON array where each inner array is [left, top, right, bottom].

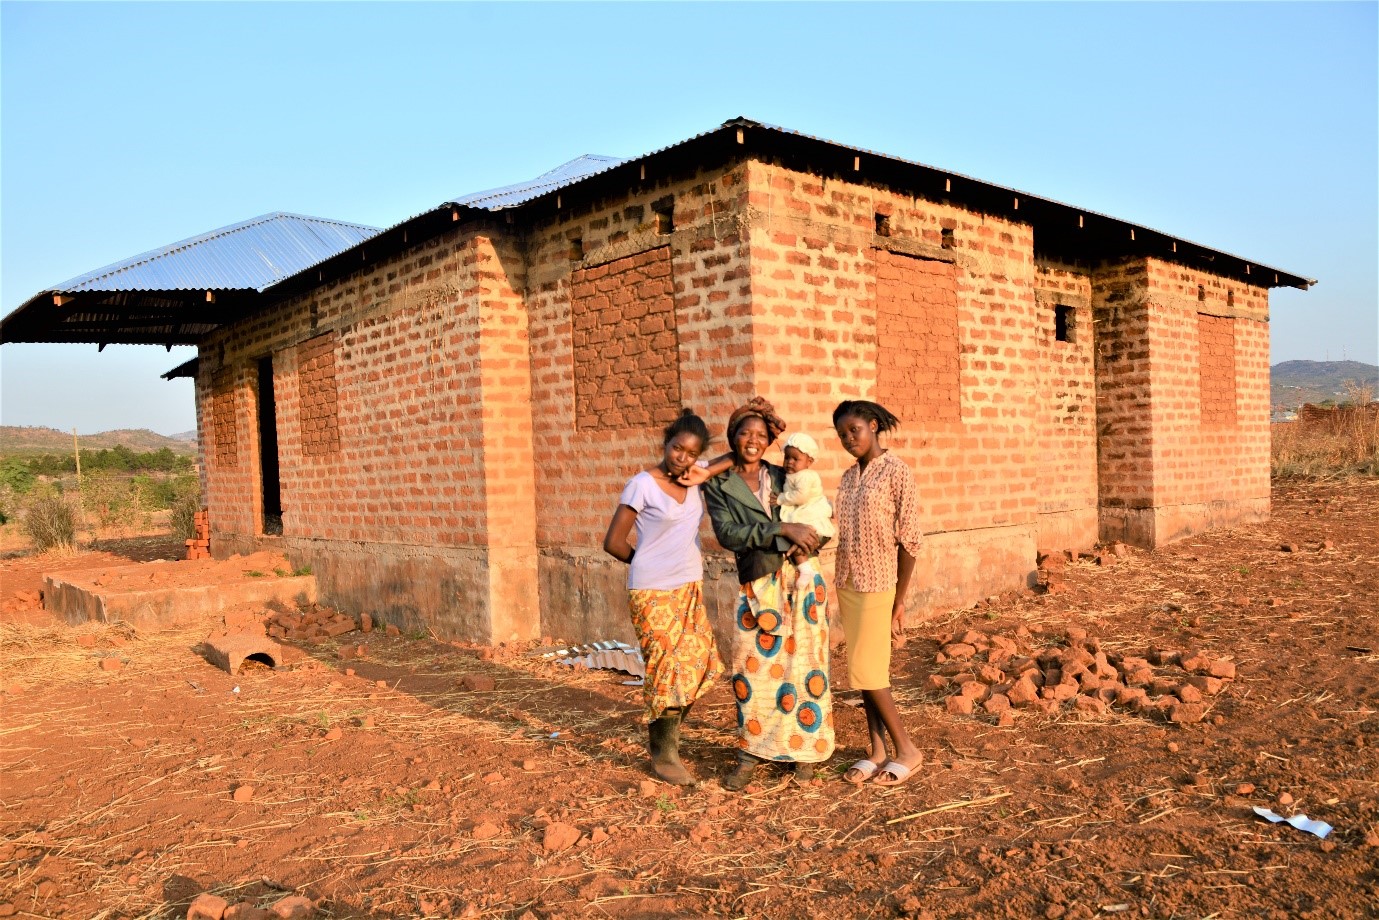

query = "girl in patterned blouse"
[[832, 400, 926, 787]]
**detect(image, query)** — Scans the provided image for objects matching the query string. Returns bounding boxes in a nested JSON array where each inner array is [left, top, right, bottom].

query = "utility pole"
[[72, 428, 81, 487]]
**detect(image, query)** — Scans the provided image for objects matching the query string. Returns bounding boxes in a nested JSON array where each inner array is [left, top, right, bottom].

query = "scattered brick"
[[542, 822, 582, 853], [100, 657, 123, 672], [1207, 659, 1237, 680], [1169, 703, 1206, 724], [931, 627, 1238, 725], [188, 893, 230, 920], [945, 695, 975, 715], [232, 785, 255, 803], [459, 674, 496, 692], [1185, 675, 1225, 695], [76, 634, 96, 649], [982, 694, 1011, 714], [472, 820, 501, 840], [1073, 696, 1107, 716], [268, 896, 314, 919]]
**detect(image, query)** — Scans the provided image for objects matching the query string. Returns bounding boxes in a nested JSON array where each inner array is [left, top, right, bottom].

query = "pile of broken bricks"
[[203, 604, 399, 676], [928, 626, 1238, 726], [262, 605, 392, 643]]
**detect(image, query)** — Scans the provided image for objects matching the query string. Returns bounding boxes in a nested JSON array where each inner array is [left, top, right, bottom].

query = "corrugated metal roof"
[[51, 212, 382, 294], [446, 154, 624, 211]]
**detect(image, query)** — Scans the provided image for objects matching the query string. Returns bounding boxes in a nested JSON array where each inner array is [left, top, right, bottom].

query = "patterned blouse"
[[834, 451, 924, 593]]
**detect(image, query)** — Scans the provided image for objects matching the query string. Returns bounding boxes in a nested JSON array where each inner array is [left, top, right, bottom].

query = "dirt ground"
[[1, 479, 1375, 920]]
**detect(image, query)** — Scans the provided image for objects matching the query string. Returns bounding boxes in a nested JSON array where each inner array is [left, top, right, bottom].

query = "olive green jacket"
[[701, 463, 794, 585]]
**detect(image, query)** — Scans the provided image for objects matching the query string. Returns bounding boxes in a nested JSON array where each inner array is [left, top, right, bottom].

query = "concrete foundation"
[[44, 567, 316, 630], [1100, 496, 1270, 548]]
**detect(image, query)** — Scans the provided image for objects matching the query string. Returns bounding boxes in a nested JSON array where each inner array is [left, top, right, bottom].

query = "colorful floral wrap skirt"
[[729, 566, 835, 763], [627, 581, 725, 721]]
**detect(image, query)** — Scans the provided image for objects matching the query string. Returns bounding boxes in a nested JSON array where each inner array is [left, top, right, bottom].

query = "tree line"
[[16, 445, 194, 477]]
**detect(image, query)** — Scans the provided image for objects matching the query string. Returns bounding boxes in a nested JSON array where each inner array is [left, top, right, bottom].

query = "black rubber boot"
[[648, 711, 695, 786], [722, 751, 760, 791]]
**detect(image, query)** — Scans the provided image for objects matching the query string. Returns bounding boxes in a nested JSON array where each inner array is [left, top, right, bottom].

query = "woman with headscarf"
[[698, 397, 836, 789]]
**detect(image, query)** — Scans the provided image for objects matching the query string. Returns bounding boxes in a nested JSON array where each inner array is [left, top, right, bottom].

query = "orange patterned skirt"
[[728, 566, 835, 763], [627, 581, 725, 721]]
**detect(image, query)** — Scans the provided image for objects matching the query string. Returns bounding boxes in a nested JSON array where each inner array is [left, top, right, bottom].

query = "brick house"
[[2, 119, 1313, 646]]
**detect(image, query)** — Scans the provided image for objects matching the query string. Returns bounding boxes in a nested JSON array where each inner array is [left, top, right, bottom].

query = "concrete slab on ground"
[[43, 565, 317, 630]]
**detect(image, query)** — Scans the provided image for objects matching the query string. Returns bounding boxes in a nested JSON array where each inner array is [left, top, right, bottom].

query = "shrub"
[[170, 485, 202, 543], [22, 491, 76, 552], [81, 470, 142, 532]]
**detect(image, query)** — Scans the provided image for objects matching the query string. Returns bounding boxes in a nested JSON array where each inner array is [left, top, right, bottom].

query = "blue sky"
[[2, 1, 1375, 435]]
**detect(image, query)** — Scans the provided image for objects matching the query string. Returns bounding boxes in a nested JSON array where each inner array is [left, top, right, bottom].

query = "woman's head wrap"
[[726, 396, 787, 444]]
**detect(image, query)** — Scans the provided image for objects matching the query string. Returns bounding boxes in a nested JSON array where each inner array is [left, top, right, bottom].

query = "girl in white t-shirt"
[[603, 409, 724, 785]]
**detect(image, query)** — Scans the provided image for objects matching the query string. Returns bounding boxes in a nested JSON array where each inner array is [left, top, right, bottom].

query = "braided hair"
[[832, 400, 901, 433]]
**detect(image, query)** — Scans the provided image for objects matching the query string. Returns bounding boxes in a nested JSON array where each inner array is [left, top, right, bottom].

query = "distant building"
[[1, 119, 1315, 645]]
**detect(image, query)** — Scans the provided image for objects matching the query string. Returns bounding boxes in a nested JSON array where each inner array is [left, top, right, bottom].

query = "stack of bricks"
[[186, 510, 211, 560], [265, 604, 364, 643]]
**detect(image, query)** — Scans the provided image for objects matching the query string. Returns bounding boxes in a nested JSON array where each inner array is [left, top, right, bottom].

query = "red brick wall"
[[875, 251, 961, 424], [1144, 260, 1269, 523], [524, 165, 757, 561], [211, 368, 238, 468], [740, 161, 1041, 613], [570, 246, 682, 430], [1198, 313, 1237, 427], [1033, 262, 1097, 551], [1093, 261, 1156, 514], [1094, 258, 1270, 545], [296, 331, 341, 457], [192, 154, 1275, 640]]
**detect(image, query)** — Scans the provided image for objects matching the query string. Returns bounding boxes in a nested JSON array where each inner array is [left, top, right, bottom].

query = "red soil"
[[0, 480, 1375, 918]]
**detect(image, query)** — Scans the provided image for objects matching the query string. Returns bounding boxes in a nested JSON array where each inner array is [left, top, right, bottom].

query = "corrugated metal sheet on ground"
[[50, 212, 381, 294], [541, 640, 645, 678]]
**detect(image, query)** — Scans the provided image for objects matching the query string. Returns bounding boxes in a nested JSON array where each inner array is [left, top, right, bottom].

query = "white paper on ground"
[[1252, 805, 1333, 839]]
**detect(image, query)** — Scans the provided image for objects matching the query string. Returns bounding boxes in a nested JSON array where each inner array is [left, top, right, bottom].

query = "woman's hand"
[[779, 523, 820, 555], [678, 452, 733, 485], [676, 464, 714, 486], [891, 600, 908, 649]]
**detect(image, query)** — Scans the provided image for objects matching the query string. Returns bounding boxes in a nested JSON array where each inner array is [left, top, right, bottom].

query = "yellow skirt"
[[837, 586, 896, 690]]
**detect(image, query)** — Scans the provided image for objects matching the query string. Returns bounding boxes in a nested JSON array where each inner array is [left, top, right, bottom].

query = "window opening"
[[256, 356, 283, 535], [1054, 305, 1074, 343]]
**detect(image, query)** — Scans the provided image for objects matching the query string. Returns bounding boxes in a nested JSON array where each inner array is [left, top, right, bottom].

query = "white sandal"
[[844, 759, 881, 785], [873, 759, 919, 787]]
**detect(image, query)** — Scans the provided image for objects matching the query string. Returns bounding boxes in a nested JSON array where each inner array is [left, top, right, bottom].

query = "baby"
[[779, 433, 835, 574]]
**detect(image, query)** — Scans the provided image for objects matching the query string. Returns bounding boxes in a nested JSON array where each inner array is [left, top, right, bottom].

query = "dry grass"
[[1271, 407, 1379, 479]]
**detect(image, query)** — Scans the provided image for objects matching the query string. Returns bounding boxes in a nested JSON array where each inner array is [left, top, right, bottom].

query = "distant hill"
[[0, 426, 198, 457], [169, 430, 198, 442], [1272, 360, 1378, 410]]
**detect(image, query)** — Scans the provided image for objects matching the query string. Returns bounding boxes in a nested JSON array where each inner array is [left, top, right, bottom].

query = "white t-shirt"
[[618, 471, 705, 591]]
